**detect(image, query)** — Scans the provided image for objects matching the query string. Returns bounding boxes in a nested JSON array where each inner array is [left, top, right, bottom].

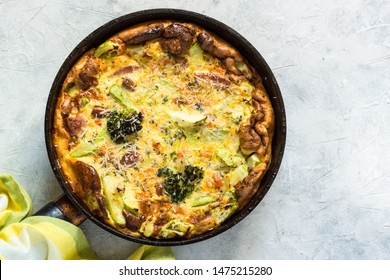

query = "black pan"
[[39, 9, 286, 246]]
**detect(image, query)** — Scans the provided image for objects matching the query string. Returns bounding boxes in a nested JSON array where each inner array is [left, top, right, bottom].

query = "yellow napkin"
[[128, 245, 175, 260], [0, 174, 32, 229], [0, 174, 174, 260]]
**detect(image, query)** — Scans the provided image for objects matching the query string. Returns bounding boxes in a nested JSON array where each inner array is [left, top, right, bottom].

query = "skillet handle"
[[33, 194, 87, 226]]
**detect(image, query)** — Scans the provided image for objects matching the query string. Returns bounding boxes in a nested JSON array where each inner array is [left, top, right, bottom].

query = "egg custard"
[[53, 21, 274, 239]]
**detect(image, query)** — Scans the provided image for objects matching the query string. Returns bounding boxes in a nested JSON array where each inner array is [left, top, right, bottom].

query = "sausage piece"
[[65, 116, 86, 137], [197, 32, 243, 75], [76, 57, 99, 91], [223, 57, 241, 75], [91, 106, 108, 118], [235, 163, 267, 209], [195, 72, 231, 88], [74, 161, 101, 194], [122, 209, 142, 231], [197, 32, 237, 59], [119, 24, 164, 45], [111, 65, 140, 76], [61, 95, 75, 117], [160, 23, 195, 55], [238, 123, 262, 156], [122, 77, 136, 91], [120, 149, 139, 166], [252, 99, 265, 121], [73, 161, 108, 218]]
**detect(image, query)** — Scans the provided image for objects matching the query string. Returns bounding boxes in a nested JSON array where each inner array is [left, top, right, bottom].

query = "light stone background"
[[1, 0, 389, 259]]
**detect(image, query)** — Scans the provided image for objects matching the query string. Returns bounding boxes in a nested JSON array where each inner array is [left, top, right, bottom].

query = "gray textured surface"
[[1, 0, 390, 259]]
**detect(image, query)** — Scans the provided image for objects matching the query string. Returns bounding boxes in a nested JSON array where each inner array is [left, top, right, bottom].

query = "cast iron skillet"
[[38, 9, 286, 246]]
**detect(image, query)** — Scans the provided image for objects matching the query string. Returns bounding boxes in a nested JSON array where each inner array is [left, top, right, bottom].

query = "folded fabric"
[[0, 216, 98, 260], [0, 174, 174, 260], [0, 174, 32, 230], [128, 245, 175, 260]]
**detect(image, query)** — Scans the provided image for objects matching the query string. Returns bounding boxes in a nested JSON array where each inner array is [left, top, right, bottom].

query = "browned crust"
[[52, 20, 275, 237]]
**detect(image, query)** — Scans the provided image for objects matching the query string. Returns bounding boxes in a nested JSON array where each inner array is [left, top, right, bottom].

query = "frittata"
[[52, 21, 274, 239]]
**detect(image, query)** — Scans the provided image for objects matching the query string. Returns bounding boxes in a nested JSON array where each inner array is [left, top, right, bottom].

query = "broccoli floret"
[[156, 167, 174, 178], [157, 165, 204, 203], [106, 110, 143, 144]]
